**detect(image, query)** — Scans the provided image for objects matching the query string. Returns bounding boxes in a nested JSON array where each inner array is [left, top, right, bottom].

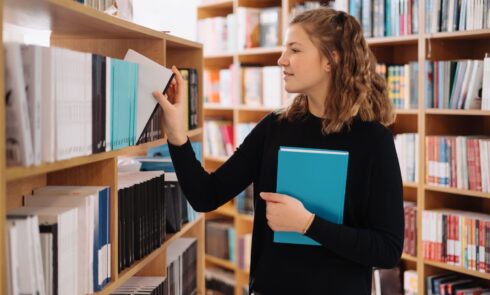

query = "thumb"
[[152, 91, 172, 111], [260, 192, 284, 203]]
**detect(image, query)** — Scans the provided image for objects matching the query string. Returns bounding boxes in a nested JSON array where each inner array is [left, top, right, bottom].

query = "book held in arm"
[[274, 146, 349, 246]]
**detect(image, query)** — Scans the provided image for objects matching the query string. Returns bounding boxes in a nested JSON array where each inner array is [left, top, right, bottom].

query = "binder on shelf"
[[274, 146, 349, 246]]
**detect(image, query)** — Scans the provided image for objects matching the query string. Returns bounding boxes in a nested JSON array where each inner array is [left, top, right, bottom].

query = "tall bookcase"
[[198, 0, 490, 294], [1, 0, 206, 294]]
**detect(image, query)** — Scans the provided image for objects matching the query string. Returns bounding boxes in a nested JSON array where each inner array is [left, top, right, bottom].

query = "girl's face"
[[277, 24, 331, 95]]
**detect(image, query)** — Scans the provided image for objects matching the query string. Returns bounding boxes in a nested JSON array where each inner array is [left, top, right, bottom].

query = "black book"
[[92, 54, 106, 153], [39, 223, 58, 295]]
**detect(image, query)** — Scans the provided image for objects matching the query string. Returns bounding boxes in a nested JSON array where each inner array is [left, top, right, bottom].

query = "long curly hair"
[[277, 7, 395, 134]]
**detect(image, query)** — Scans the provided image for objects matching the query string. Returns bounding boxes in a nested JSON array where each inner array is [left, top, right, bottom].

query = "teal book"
[[111, 59, 138, 150], [274, 146, 349, 246]]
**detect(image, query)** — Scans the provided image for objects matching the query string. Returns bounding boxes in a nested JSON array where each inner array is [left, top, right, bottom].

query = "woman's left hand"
[[260, 192, 313, 233]]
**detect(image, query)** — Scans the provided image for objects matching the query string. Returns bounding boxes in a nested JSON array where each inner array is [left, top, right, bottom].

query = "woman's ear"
[[323, 51, 339, 73]]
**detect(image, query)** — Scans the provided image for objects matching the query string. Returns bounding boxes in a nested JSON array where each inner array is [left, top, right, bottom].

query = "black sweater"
[[169, 112, 404, 295]]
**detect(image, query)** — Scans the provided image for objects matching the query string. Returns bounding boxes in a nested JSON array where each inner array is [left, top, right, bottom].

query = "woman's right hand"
[[152, 65, 188, 146]]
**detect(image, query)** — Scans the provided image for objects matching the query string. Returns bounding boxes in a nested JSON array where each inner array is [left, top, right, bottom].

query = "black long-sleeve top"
[[168, 112, 404, 295]]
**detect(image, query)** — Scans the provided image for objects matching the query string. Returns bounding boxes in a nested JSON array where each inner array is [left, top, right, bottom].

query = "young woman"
[[153, 7, 404, 295]]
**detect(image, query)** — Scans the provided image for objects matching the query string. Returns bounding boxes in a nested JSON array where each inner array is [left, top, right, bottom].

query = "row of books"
[[426, 0, 490, 33], [394, 133, 419, 183], [117, 171, 166, 272], [205, 219, 236, 263], [110, 276, 168, 295], [422, 209, 490, 273], [371, 267, 417, 295], [166, 238, 198, 295], [347, 0, 420, 37], [6, 186, 111, 295], [425, 58, 490, 110], [404, 201, 418, 257], [75, 0, 133, 22], [237, 234, 252, 272], [204, 120, 234, 158], [5, 42, 198, 168], [235, 185, 254, 215], [204, 65, 284, 108], [110, 237, 198, 295], [236, 122, 257, 147], [198, 7, 281, 54], [426, 273, 490, 295], [377, 63, 420, 109], [426, 136, 490, 192], [205, 267, 235, 295]]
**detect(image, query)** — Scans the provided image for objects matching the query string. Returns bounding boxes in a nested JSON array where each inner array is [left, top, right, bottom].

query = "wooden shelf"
[[215, 204, 237, 217], [403, 182, 419, 188], [238, 46, 282, 56], [367, 35, 419, 46], [395, 109, 419, 115], [94, 215, 203, 295], [425, 29, 490, 41], [7, 128, 202, 182], [238, 105, 276, 112], [187, 127, 204, 138], [401, 253, 418, 263], [425, 185, 490, 200], [237, 213, 253, 223], [425, 109, 490, 116], [424, 260, 490, 281], [205, 255, 237, 271], [4, 0, 165, 39], [204, 155, 229, 163], [204, 53, 234, 60], [204, 103, 235, 111], [198, 0, 234, 9]]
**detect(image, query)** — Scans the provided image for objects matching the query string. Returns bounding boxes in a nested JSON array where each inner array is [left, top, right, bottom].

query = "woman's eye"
[[291, 48, 300, 53]]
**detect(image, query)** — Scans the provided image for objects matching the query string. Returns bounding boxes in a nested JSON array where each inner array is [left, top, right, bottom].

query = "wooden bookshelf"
[[198, 1, 490, 295], [1, 0, 205, 294], [205, 255, 238, 271], [424, 260, 490, 281]]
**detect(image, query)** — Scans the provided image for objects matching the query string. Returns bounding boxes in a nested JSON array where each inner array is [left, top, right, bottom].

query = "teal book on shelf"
[[274, 146, 349, 246]]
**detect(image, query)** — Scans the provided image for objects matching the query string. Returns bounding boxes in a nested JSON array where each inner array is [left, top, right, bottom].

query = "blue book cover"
[[274, 146, 349, 246]]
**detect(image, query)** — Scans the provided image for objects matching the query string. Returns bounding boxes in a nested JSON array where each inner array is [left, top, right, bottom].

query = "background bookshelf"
[[2, 0, 205, 294], [198, 0, 490, 294]]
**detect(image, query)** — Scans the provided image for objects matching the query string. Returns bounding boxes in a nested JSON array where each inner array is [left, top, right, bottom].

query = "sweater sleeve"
[[168, 115, 270, 212], [304, 127, 404, 268]]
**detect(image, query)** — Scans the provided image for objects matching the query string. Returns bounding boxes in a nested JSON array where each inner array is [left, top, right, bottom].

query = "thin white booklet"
[[123, 49, 174, 143]]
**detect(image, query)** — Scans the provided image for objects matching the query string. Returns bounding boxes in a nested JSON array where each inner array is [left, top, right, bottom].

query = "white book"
[[6, 221, 20, 295], [458, 60, 474, 109], [262, 66, 282, 108], [448, 0, 456, 32], [6, 214, 46, 295], [123, 49, 174, 144], [21, 45, 43, 165], [41, 46, 56, 163], [9, 206, 79, 295], [5, 42, 34, 166], [219, 69, 232, 105], [25, 193, 94, 294], [480, 140, 488, 192], [464, 60, 483, 109], [83, 53, 93, 156], [482, 57, 490, 110]]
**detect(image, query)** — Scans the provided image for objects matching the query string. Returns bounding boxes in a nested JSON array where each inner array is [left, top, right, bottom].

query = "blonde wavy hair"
[[277, 7, 395, 134]]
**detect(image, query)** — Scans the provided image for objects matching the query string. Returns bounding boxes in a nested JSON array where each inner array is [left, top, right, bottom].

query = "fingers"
[[171, 65, 185, 104], [152, 91, 172, 111], [260, 192, 284, 203]]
